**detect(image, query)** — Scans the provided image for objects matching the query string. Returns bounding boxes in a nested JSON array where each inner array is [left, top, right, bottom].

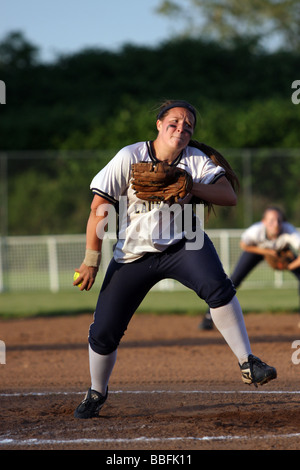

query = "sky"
[[2, 0, 185, 62]]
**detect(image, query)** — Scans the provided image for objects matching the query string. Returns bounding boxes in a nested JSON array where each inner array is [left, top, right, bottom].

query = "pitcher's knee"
[[203, 278, 236, 309], [89, 324, 121, 355]]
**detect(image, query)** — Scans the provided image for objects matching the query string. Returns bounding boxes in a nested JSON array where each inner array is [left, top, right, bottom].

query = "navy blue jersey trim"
[[210, 173, 226, 184], [147, 141, 183, 166], [91, 188, 118, 206]]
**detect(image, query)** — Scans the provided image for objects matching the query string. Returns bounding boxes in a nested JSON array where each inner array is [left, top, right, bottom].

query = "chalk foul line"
[[1, 389, 300, 447], [1, 389, 300, 397], [1, 433, 300, 446]]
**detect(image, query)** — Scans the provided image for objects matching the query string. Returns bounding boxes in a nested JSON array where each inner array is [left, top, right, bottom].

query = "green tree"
[[0, 31, 39, 68], [156, 0, 300, 51]]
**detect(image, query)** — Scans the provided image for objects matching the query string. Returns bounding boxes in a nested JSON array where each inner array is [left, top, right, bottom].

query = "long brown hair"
[[189, 140, 240, 215], [189, 140, 239, 191]]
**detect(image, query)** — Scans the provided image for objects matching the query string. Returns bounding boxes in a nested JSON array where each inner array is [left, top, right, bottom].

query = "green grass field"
[[0, 287, 299, 319]]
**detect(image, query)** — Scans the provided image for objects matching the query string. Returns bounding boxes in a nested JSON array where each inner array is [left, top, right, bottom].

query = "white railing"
[[0, 230, 298, 292]]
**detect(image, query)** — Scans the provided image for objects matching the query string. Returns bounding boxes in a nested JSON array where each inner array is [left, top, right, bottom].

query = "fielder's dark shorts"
[[231, 251, 300, 289], [89, 233, 235, 355]]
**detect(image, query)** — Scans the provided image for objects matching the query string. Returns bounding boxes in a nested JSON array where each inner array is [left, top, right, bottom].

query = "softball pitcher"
[[73, 100, 277, 419]]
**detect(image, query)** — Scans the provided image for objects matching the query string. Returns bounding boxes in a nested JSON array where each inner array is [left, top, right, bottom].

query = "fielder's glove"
[[131, 161, 193, 204], [264, 249, 296, 270]]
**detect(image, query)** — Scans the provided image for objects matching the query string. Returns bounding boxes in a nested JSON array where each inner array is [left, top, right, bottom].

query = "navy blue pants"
[[231, 251, 300, 291], [89, 233, 235, 355]]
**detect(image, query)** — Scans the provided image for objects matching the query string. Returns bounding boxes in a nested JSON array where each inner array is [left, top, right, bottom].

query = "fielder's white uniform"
[[241, 221, 300, 253], [231, 221, 300, 290]]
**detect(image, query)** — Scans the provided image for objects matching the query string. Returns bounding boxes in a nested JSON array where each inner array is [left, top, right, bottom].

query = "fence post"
[[0, 237, 4, 292], [274, 270, 283, 288], [0, 153, 8, 237], [47, 237, 59, 292], [219, 230, 230, 275]]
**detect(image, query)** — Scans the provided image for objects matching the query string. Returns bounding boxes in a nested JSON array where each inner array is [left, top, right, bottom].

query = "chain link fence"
[[0, 230, 298, 293], [0, 148, 299, 292], [1, 148, 300, 236]]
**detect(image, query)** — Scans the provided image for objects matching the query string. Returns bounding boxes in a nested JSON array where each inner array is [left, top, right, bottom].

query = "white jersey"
[[90, 141, 225, 262], [241, 221, 300, 253]]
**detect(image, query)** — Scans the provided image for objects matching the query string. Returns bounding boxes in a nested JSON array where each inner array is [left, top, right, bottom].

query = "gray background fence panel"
[[0, 230, 298, 292]]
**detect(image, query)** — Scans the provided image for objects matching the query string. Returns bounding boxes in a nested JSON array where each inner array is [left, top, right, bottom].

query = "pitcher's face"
[[156, 107, 195, 152]]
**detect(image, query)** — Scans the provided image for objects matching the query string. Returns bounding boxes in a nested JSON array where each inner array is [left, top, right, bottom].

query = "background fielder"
[[200, 206, 300, 330]]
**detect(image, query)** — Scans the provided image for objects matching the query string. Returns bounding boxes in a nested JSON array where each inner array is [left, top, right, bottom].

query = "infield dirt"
[[1, 312, 300, 450]]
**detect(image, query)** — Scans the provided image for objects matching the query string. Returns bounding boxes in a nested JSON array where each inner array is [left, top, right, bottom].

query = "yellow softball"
[[73, 271, 82, 287]]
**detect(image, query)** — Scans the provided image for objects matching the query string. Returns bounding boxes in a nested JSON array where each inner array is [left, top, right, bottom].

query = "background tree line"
[[0, 31, 299, 235]]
